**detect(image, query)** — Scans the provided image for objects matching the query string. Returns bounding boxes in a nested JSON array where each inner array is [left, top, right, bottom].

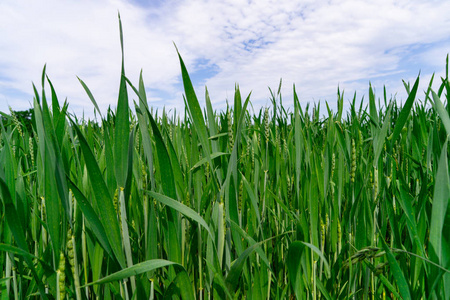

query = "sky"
[[1, 0, 450, 119]]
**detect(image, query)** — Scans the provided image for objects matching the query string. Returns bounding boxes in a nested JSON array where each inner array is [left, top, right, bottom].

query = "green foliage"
[[0, 23, 449, 299]]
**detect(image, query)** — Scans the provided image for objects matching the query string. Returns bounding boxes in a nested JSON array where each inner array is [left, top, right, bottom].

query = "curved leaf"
[[146, 190, 214, 242]]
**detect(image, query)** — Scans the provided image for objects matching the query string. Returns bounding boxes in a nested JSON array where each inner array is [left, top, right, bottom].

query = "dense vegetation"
[[1, 18, 449, 299]]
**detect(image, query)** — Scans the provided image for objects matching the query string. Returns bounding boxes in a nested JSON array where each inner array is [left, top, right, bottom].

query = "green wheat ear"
[[57, 252, 66, 300], [264, 107, 270, 144], [350, 138, 356, 183]]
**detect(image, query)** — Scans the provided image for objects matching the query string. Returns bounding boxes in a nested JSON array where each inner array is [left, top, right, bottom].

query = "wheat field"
[[0, 17, 449, 299]]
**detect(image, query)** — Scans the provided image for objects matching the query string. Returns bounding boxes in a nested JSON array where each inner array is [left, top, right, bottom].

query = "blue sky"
[[1, 0, 450, 118]]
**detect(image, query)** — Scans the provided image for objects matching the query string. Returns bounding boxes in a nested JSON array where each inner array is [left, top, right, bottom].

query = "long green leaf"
[[67, 179, 114, 261], [396, 182, 425, 258], [429, 139, 449, 279], [175, 47, 214, 183], [77, 77, 103, 119], [34, 97, 62, 265], [300, 241, 330, 277], [287, 241, 305, 298], [373, 104, 391, 167], [189, 152, 229, 172], [85, 259, 184, 286], [146, 190, 214, 242], [71, 120, 126, 268], [148, 111, 181, 264], [380, 234, 411, 300], [114, 13, 130, 188], [432, 91, 450, 137], [389, 76, 419, 142]]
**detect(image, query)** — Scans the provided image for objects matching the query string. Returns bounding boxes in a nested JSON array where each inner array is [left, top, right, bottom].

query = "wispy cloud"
[[1, 0, 449, 117]]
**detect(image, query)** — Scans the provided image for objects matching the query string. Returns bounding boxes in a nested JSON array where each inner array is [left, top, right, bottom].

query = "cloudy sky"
[[1, 0, 449, 118]]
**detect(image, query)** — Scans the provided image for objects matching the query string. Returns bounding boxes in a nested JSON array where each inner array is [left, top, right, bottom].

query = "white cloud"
[[0, 0, 449, 118]]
